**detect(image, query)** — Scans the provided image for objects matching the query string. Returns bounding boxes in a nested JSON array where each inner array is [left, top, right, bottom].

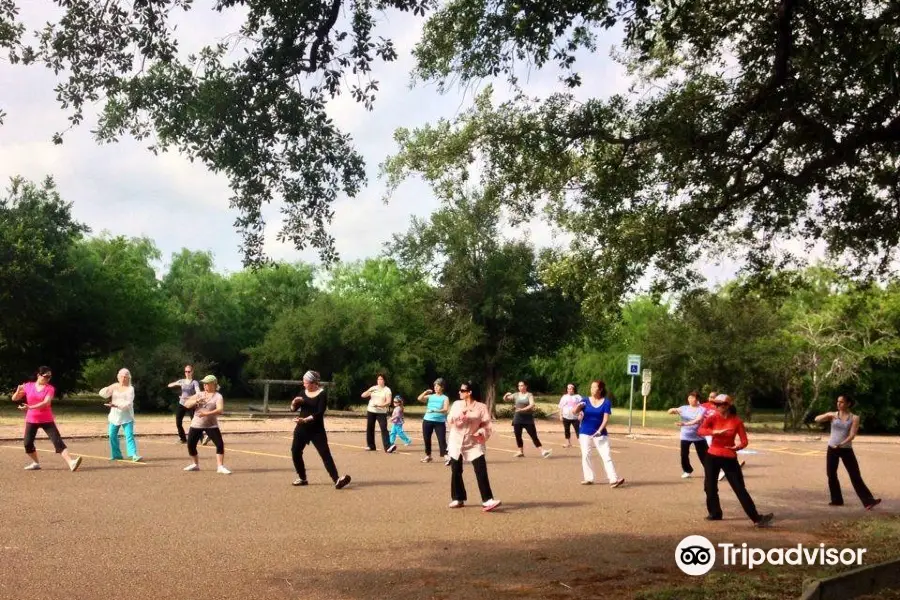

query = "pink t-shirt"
[[22, 382, 56, 424]]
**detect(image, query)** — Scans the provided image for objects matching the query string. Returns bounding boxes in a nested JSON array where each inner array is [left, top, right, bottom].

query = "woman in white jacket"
[[100, 368, 142, 462]]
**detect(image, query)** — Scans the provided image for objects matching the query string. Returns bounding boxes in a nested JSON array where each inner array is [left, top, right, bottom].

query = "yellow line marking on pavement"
[[141, 438, 291, 460], [0, 445, 147, 465]]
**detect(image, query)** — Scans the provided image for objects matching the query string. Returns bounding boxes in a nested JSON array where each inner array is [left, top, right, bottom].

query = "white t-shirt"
[[558, 394, 582, 420], [366, 386, 392, 414]]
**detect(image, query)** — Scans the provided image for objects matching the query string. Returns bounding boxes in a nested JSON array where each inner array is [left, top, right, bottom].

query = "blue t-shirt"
[[424, 394, 448, 422], [678, 405, 705, 442], [580, 398, 612, 436]]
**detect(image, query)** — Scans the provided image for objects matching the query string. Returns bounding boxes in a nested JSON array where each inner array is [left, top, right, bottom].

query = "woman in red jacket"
[[698, 394, 773, 527]]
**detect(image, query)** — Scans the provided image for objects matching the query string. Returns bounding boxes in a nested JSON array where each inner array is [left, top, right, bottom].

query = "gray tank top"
[[512, 392, 534, 425], [828, 414, 853, 447]]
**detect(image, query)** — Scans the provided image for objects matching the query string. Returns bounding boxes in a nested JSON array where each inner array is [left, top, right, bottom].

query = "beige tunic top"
[[190, 392, 223, 429], [446, 400, 493, 462]]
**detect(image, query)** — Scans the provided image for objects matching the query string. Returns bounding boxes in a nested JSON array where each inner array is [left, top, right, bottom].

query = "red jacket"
[[698, 413, 748, 459]]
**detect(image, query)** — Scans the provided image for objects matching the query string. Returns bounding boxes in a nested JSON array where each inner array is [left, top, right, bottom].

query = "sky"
[[0, 1, 740, 284]]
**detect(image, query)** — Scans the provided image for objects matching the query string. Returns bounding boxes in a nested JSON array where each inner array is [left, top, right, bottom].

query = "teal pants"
[[390, 423, 411, 445], [109, 421, 139, 459]]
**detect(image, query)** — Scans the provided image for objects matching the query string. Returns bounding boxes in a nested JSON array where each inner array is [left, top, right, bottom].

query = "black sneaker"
[[292, 478, 308, 486], [865, 499, 882, 510], [705, 515, 722, 521], [828, 501, 844, 506], [335, 475, 351, 490], [755, 513, 774, 528], [386, 445, 397, 454]]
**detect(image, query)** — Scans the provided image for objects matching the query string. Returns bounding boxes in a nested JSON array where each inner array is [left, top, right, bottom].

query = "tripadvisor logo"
[[675, 536, 867, 575]]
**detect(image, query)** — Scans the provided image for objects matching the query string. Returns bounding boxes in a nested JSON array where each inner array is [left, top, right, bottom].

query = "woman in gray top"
[[168, 364, 200, 444], [814, 395, 880, 509], [503, 381, 552, 459]]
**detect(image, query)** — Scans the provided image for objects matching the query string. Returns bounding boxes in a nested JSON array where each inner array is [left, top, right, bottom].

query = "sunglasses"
[[459, 389, 470, 393], [40, 374, 52, 379]]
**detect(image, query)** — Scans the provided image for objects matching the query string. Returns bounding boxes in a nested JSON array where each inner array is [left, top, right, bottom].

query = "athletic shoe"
[[131, 456, 143, 462], [739, 460, 746, 468], [563, 443, 572, 448], [335, 475, 351, 489], [448, 500, 464, 508], [444, 457, 451, 466], [705, 515, 722, 521], [755, 513, 774, 528], [386, 445, 397, 454], [611, 478, 625, 488], [541, 449, 553, 458], [202, 436, 211, 446], [183, 464, 199, 471], [217, 466, 232, 475], [718, 471, 726, 481], [865, 499, 882, 510], [420, 456, 433, 463], [828, 501, 844, 506], [292, 478, 308, 486], [364, 447, 376, 451], [514, 451, 524, 458], [69, 457, 83, 472], [177, 439, 187, 444], [23, 462, 41, 471], [580, 480, 593, 485], [482, 499, 501, 512], [681, 472, 692, 479]]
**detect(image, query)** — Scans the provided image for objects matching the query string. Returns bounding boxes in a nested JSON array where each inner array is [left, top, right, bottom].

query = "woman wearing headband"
[[290, 370, 351, 489]]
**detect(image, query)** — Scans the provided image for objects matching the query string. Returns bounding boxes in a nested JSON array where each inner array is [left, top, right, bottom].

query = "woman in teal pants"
[[100, 368, 142, 462]]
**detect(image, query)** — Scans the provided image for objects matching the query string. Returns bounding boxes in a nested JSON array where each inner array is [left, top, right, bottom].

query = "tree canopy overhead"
[[385, 0, 900, 306], [0, 0, 433, 266]]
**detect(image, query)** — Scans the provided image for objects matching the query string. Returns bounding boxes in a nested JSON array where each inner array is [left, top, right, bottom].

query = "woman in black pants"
[[815, 396, 881, 510], [503, 381, 551, 458], [417, 378, 450, 464], [361, 374, 392, 452], [291, 370, 351, 489]]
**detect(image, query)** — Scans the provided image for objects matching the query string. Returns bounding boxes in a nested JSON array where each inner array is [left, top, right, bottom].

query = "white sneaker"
[[681, 472, 692, 479], [23, 462, 41, 471], [448, 500, 464, 508], [482, 499, 502, 512], [183, 464, 199, 471], [541, 449, 553, 458], [217, 466, 232, 475], [68, 457, 83, 472], [717, 471, 726, 481]]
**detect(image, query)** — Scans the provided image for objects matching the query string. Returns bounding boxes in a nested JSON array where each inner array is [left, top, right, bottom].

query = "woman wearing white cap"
[[99, 368, 142, 462], [182, 375, 230, 474], [290, 370, 351, 489], [697, 394, 772, 527]]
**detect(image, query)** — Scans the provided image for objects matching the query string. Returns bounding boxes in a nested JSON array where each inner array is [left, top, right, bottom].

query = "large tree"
[[0, 0, 433, 265], [384, 0, 900, 307], [391, 189, 581, 413]]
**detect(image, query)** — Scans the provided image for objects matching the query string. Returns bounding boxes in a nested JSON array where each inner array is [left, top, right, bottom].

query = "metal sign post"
[[626, 355, 641, 435], [641, 369, 652, 427]]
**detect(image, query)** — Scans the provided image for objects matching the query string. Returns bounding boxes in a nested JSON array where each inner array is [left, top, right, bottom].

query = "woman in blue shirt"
[[667, 391, 708, 479], [417, 378, 450, 464], [574, 380, 625, 487]]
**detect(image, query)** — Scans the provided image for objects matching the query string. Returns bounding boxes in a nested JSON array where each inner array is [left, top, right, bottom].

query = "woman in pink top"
[[446, 381, 501, 512], [10, 366, 82, 472]]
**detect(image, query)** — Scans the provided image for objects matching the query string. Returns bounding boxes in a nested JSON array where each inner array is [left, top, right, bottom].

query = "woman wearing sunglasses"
[[168, 364, 201, 444], [11, 366, 82, 472], [446, 381, 501, 511]]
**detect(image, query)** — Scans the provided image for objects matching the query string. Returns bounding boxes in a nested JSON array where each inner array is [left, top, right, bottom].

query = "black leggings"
[[175, 404, 195, 442], [562, 418, 580, 439], [366, 412, 390, 451], [514, 423, 541, 448], [422, 421, 447, 457], [450, 455, 494, 503], [681, 439, 709, 474], [187, 427, 224, 455], [827, 446, 875, 506], [24, 422, 67, 454], [704, 454, 761, 522], [292, 425, 340, 482]]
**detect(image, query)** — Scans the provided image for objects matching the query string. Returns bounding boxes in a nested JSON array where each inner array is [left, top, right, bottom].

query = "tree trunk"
[[484, 364, 498, 417]]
